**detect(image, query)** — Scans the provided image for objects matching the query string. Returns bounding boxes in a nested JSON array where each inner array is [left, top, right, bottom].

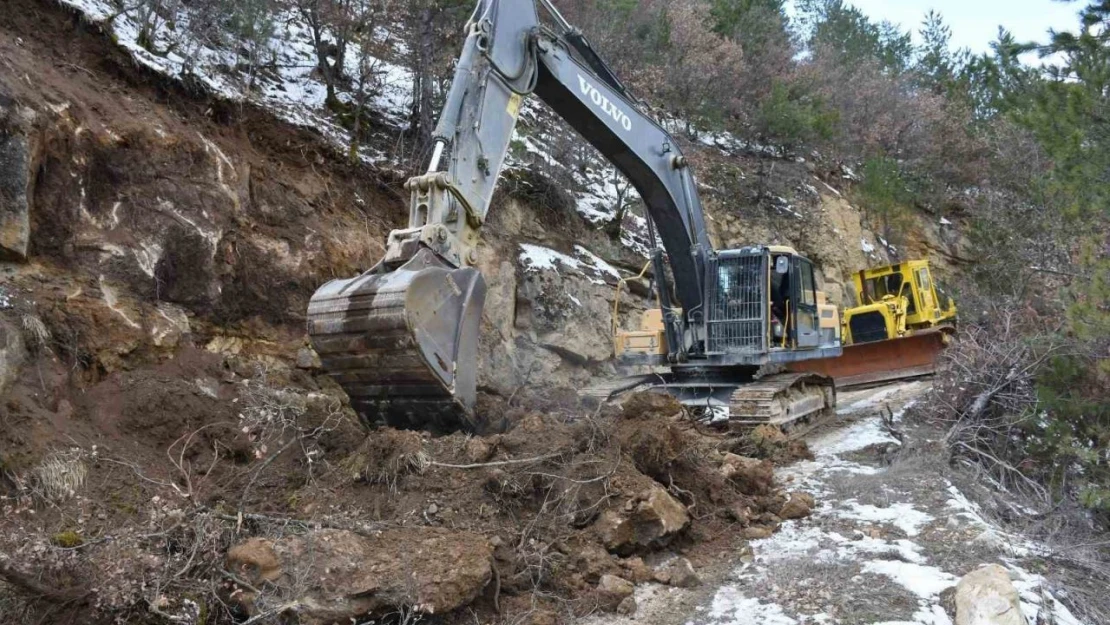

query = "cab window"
[[800, 262, 816, 306], [917, 268, 931, 292]]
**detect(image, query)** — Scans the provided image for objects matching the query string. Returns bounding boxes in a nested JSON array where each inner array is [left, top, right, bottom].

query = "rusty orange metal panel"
[[787, 326, 952, 389]]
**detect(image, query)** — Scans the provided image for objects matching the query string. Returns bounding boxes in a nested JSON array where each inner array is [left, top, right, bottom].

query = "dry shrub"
[[919, 303, 1066, 504], [343, 429, 429, 489]]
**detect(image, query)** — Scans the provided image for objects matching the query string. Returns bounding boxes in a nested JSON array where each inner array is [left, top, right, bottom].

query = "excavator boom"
[[308, 0, 713, 429], [309, 0, 843, 432]]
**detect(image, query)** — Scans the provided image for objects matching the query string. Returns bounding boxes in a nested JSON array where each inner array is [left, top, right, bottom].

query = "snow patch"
[[838, 501, 934, 537], [810, 418, 899, 457], [704, 586, 798, 625], [861, 560, 957, 599], [518, 243, 622, 285]]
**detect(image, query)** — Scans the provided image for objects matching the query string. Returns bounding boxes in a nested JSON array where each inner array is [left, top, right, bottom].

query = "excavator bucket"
[[788, 326, 953, 389], [307, 248, 486, 431]]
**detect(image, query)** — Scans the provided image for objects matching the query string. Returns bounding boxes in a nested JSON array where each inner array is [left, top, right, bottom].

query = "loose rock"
[[742, 526, 775, 540], [654, 557, 701, 588], [779, 491, 816, 520], [597, 574, 635, 611], [226, 528, 492, 621], [594, 485, 689, 554], [955, 564, 1026, 625]]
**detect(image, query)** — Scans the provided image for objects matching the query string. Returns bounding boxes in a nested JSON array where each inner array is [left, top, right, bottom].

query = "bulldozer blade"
[[788, 326, 952, 389], [307, 247, 486, 431]]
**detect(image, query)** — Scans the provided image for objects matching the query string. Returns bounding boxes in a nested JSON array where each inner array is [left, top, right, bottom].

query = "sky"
[[837, 0, 1084, 53]]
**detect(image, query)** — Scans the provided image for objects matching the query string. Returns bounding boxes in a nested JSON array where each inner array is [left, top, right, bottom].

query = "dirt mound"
[[620, 391, 685, 420]]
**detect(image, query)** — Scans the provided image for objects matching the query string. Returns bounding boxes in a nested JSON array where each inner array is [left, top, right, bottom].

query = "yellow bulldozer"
[[788, 259, 957, 388]]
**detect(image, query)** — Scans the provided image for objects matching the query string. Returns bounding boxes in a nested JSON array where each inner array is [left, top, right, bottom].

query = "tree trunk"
[[412, 4, 437, 160]]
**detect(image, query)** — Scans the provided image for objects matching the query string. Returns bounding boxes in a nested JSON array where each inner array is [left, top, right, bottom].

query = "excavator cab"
[[618, 246, 841, 365]]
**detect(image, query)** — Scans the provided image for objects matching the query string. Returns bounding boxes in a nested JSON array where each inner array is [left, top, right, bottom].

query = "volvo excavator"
[[307, 0, 842, 433]]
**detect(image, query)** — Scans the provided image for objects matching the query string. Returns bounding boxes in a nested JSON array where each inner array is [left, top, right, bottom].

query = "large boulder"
[[226, 528, 493, 622], [955, 564, 1026, 625], [594, 485, 689, 554], [0, 95, 36, 261]]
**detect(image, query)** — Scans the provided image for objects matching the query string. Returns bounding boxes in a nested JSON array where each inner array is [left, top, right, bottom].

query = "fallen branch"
[[0, 560, 90, 603], [429, 452, 563, 470]]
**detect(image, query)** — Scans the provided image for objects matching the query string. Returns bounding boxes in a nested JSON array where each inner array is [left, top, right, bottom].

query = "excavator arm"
[[307, 0, 712, 429]]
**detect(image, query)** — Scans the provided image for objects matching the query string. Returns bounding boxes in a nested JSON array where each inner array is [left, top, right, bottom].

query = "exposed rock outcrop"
[[0, 94, 37, 261], [0, 317, 26, 394]]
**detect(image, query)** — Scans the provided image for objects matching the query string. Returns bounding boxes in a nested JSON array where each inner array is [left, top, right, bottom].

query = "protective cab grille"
[[849, 311, 890, 344], [707, 254, 766, 354]]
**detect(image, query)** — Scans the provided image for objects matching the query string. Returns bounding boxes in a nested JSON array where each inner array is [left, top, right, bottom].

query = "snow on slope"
[[57, 0, 802, 264]]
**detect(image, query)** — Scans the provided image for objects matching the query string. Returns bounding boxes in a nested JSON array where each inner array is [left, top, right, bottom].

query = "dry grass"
[[31, 450, 87, 504]]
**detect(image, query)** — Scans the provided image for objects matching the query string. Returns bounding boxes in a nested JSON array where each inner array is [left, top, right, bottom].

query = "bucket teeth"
[[307, 248, 485, 432]]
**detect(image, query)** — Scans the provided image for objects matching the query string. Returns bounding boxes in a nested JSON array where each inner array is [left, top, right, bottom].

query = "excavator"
[[788, 259, 958, 388], [306, 0, 842, 433]]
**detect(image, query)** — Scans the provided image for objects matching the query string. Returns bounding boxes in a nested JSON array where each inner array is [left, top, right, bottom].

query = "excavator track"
[[726, 372, 836, 439], [580, 372, 836, 439]]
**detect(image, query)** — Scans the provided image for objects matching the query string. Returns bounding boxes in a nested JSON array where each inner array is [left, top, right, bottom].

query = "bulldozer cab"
[[852, 260, 956, 330]]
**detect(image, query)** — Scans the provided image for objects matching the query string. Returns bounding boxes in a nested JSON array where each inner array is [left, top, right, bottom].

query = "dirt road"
[[590, 381, 1085, 625]]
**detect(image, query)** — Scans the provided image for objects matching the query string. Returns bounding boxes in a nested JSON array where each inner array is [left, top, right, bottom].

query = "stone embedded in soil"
[[779, 491, 816, 520], [225, 528, 492, 620], [465, 437, 496, 463], [720, 453, 775, 495], [573, 543, 618, 583], [955, 564, 1026, 625], [597, 574, 635, 611], [0, 100, 36, 261], [617, 595, 638, 615], [654, 557, 701, 588], [594, 485, 690, 554]]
